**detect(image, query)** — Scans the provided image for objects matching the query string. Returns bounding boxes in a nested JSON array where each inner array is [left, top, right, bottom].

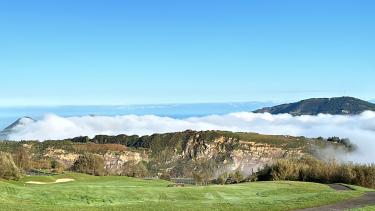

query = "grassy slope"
[[349, 206, 375, 211], [0, 173, 367, 211]]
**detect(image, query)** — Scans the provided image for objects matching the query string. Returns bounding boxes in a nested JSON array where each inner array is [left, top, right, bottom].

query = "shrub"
[[216, 172, 229, 185], [0, 152, 22, 180], [13, 147, 31, 171], [31, 159, 52, 170], [257, 156, 375, 188], [120, 161, 148, 177], [326, 137, 357, 151], [74, 143, 127, 154], [72, 153, 105, 176], [51, 159, 65, 174], [232, 171, 244, 183]]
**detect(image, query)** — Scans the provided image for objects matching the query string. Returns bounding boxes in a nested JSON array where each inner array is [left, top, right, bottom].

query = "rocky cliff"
[[0, 130, 349, 180]]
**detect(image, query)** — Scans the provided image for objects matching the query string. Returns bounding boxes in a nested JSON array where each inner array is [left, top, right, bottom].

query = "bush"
[[232, 171, 244, 183], [326, 137, 357, 151], [214, 171, 245, 185], [51, 159, 65, 174], [257, 156, 375, 188], [31, 159, 52, 170], [13, 147, 31, 171], [74, 143, 127, 154], [0, 152, 22, 180], [120, 161, 148, 177], [216, 172, 229, 185], [72, 153, 105, 176]]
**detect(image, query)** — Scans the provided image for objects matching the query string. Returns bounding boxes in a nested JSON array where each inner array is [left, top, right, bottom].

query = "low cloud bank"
[[7, 112, 375, 163]]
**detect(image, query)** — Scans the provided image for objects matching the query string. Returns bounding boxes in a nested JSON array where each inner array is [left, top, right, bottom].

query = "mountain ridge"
[[0, 130, 350, 180], [254, 97, 375, 115], [0, 117, 35, 140]]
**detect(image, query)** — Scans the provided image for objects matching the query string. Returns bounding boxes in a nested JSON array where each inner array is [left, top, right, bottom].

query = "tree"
[[72, 153, 105, 176], [120, 161, 148, 177], [217, 172, 229, 185], [193, 172, 203, 185], [51, 159, 65, 174], [233, 171, 244, 183], [327, 137, 356, 151], [13, 146, 31, 171], [0, 152, 22, 180]]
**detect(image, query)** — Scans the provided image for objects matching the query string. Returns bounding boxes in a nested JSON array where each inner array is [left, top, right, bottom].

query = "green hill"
[[254, 97, 375, 115], [0, 130, 351, 181]]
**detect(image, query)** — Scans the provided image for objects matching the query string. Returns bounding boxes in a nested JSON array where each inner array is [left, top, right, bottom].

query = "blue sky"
[[0, 0, 374, 106]]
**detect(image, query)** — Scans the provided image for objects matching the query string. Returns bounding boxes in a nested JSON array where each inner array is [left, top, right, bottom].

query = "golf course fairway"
[[0, 173, 370, 211]]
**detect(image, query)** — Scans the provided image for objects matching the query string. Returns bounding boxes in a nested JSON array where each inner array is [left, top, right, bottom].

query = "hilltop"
[[0, 117, 35, 140], [254, 97, 375, 115], [0, 130, 351, 180]]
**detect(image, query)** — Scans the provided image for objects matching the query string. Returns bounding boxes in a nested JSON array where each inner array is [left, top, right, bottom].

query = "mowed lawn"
[[349, 206, 375, 211], [0, 173, 367, 211]]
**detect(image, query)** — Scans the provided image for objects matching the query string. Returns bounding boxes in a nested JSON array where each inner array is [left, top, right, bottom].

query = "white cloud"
[[7, 112, 375, 163]]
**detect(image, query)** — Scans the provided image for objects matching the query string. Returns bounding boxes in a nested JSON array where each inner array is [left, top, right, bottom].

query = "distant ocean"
[[0, 102, 272, 129]]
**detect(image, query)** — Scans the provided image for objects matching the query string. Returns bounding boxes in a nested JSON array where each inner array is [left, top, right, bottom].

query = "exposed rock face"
[[4, 130, 335, 179], [44, 147, 79, 167], [44, 147, 149, 174], [103, 150, 148, 174], [136, 132, 305, 179], [41, 134, 301, 178]]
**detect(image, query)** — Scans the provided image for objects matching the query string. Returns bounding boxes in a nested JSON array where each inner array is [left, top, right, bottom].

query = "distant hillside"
[[0, 117, 35, 140], [0, 130, 350, 180], [254, 97, 375, 115]]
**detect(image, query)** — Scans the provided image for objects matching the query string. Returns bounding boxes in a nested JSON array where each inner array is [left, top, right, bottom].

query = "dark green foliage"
[[326, 137, 357, 151], [50, 159, 64, 173], [254, 97, 375, 115], [71, 136, 90, 143], [89, 135, 143, 147], [50, 159, 58, 169], [72, 153, 105, 176]]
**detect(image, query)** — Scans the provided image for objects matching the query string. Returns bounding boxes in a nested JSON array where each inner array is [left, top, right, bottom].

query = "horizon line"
[[0, 96, 373, 108]]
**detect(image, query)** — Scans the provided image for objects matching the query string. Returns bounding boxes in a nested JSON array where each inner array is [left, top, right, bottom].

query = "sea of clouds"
[[7, 112, 375, 163]]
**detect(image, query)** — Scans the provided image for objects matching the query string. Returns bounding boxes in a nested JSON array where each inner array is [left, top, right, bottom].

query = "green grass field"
[[0, 173, 369, 211], [349, 206, 375, 211]]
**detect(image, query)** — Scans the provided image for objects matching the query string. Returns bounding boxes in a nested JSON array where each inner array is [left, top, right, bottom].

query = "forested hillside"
[[254, 97, 375, 115]]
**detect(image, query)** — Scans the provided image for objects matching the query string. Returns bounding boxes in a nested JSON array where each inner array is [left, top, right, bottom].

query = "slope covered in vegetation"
[[254, 97, 375, 115], [0, 130, 352, 182]]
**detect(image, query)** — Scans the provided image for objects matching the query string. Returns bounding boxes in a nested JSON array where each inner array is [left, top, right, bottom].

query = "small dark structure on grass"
[[170, 178, 196, 185]]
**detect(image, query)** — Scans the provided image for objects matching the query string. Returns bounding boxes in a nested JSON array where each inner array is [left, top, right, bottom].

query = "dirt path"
[[295, 184, 375, 211]]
